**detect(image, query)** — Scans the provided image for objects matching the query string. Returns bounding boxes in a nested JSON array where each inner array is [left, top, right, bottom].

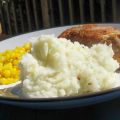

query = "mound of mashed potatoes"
[[20, 35, 120, 98]]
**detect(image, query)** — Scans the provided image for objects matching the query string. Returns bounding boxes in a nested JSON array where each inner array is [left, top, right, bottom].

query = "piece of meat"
[[58, 24, 120, 63]]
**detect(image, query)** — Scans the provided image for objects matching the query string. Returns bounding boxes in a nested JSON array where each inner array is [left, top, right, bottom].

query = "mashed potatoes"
[[20, 35, 120, 98]]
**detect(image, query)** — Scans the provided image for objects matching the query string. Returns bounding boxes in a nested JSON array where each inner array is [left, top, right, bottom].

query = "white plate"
[[0, 24, 120, 109], [0, 26, 73, 52], [0, 24, 120, 93]]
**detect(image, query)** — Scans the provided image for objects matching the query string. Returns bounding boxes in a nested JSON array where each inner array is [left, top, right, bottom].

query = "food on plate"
[[58, 24, 120, 62], [20, 35, 120, 98], [0, 43, 31, 85]]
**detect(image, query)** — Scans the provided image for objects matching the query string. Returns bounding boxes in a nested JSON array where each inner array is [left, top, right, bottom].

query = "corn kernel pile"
[[0, 43, 31, 85]]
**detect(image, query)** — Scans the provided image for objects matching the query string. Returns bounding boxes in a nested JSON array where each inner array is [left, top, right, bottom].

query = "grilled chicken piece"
[[58, 24, 120, 63]]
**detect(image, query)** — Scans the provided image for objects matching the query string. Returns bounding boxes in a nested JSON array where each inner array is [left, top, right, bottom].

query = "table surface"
[[0, 96, 119, 120]]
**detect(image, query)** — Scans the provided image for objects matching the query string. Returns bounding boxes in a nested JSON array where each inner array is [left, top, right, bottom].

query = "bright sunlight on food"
[[0, 43, 31, 85]]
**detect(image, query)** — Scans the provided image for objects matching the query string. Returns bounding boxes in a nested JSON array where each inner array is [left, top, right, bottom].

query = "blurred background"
[[0, 0, 120, 37]]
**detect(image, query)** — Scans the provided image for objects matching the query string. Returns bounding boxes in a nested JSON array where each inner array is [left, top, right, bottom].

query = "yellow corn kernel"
[[2, 70, 11, 78], [23, 43, 31, 51], [0, 73, 2, 78], [11, 68, 19, 77], [0, 78, 18, 85], [15, 53, 20, 59], [13, 60, 19, 66], [11, 52, 16, 59], [19, 50, 25, 55], [1, 56, 6, 63], [0, 62, 3, 67], [0, 52, 2, 56], [0, 67, 2, 73], [3, 63, 12, 70], [0, 78, 6, 84], [6, 63, 12, 67]]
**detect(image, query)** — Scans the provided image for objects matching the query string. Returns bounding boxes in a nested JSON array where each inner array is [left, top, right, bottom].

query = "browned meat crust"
[[58, 24, 120, 63]]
